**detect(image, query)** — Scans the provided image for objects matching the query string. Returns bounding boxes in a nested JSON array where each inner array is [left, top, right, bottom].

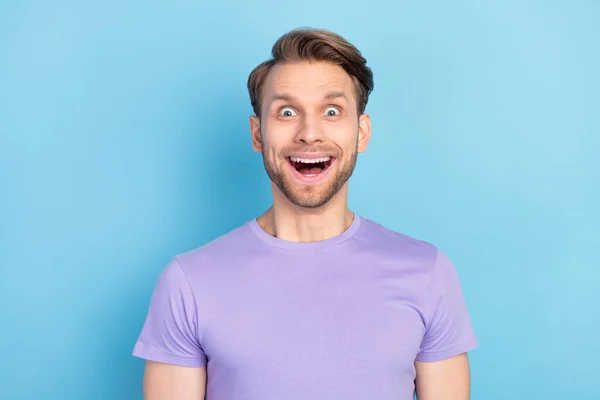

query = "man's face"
[[250, 61, 371, 208]]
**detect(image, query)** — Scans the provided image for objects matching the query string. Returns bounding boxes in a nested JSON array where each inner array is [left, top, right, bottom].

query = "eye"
[[279, 107, 297, 117], [324, 106, 341, 117]]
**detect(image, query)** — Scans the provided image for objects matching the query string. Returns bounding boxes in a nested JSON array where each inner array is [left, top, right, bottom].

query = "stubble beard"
[[261, 142, 358, 209]]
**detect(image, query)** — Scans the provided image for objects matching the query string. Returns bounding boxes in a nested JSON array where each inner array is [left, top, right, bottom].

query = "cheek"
[[261, 137, 285, 164], [328, 122, 359, 148], [262, 125, 294, 152]]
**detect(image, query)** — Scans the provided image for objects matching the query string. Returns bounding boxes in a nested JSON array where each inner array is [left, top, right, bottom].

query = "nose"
[[294, 114, 325, 145]]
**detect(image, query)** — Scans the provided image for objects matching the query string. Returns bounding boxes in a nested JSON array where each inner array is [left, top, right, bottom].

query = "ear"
[[357, 114, 372, 153], [249, 115, 262, 153]]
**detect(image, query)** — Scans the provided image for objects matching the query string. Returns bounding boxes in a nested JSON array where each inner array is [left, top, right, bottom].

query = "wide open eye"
[[324, 106, 340, 117], [279, 107, 297, 117]]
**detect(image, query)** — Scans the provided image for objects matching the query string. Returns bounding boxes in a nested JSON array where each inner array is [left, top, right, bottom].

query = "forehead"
[[263, 61, 356, 105]]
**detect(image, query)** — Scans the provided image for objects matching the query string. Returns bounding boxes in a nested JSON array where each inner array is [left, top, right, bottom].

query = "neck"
[[256, 183, 355, 243]]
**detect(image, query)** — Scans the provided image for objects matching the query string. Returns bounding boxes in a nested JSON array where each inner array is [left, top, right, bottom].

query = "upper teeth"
[[290, 156, 331, 163]]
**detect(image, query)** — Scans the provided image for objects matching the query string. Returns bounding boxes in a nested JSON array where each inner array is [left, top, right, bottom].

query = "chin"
[[289, 195, 329, 208], [282, 182, 341, 208]]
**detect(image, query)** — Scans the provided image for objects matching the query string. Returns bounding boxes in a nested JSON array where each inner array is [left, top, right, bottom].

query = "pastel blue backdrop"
[[1, 1, 598, 399]]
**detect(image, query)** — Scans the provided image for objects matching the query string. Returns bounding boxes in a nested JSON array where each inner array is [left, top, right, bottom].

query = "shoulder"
[[172, 220, 256, 278], [354, 217, 461, 309], [354, 216, 463, 293], [355, 216, 440, 268]]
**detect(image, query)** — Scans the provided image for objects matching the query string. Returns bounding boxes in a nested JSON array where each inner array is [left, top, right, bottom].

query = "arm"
[[415, 353, 471, 400], [132, 259, 209, 399], [143, 361, 206, 400], [414, 249, 478, 398]]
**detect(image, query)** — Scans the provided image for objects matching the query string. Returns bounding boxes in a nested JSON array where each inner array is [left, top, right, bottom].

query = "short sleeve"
[[416, 249, 478, 362], [132, 257, 207, 367]]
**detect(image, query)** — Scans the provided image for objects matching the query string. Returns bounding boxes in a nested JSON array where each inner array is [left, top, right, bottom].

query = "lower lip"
[[287, 158, 336, 184]]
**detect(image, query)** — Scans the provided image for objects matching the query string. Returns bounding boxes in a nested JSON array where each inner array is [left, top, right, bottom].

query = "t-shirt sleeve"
[[132, 257, 207, 367], [416, 249, 478, 362]]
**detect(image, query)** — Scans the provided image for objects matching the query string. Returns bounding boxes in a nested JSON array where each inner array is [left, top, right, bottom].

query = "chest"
[[199, 265, 426, 378]]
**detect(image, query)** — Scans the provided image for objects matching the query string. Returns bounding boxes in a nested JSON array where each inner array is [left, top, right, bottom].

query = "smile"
[[286, 155, 336, 183]]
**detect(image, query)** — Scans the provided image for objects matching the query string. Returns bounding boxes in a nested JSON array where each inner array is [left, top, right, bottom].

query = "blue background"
[[1, 1, 598, 399]]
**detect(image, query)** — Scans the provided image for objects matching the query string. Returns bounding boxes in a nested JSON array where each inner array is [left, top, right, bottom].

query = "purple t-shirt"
[[133, 215, 478, 399]]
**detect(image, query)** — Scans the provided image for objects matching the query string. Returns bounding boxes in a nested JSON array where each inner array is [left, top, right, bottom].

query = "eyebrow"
[[270, 93, 296, 103], [269, 90, 349, 104], [323, 90, 348, 101]]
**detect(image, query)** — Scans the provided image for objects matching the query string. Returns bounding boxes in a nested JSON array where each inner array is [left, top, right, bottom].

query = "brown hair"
[[247, 28, 374, 118]]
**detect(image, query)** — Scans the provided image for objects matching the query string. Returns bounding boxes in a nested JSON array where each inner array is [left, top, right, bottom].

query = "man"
[[133, 28, 478, 399]]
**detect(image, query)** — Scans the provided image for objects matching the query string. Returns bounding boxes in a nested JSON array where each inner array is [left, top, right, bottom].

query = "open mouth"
[[287, 156, 334, 177]]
